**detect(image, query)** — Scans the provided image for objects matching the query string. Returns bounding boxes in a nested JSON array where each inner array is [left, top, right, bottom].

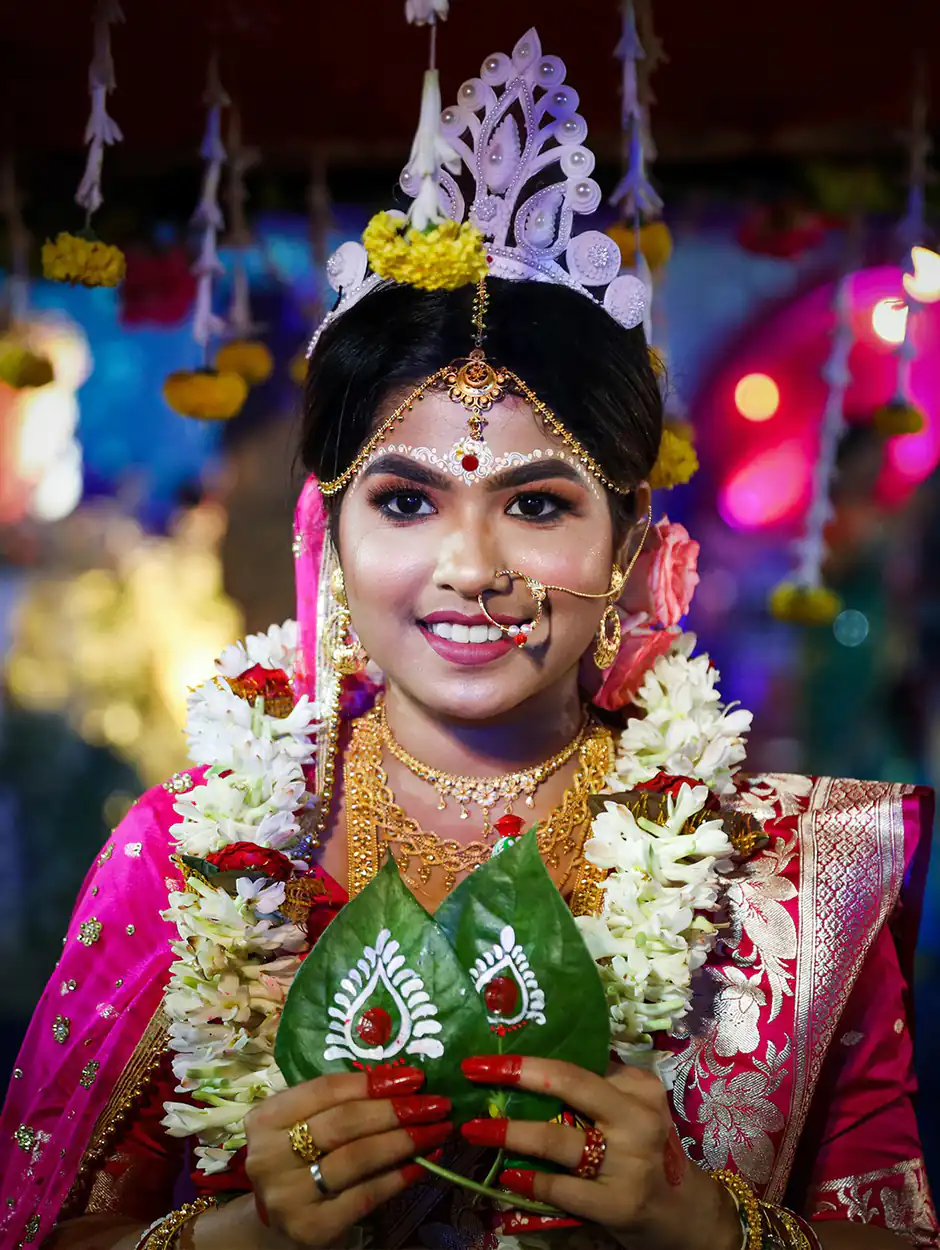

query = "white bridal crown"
[[308, 28, 648, 356]]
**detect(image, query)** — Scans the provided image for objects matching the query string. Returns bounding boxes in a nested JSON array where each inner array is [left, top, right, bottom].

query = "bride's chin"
[[386, 667, 582, 726]]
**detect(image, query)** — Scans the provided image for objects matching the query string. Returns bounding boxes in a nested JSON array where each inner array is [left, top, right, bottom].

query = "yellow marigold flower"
[[288, 350, 308, 387], [362, 212, 488, 292], [648, 426, 699, 490], [42, 232, 126, 289], [163, 369, 248, 421], [769, 581, 842, 626], [873, 399, 924, 437], [607, 220, 673, 272], [214, 339, 274, 386], [0, 342, 54, 389]]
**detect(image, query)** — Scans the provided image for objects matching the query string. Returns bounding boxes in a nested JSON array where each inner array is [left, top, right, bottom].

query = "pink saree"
[[1, 478, 936, 1247]]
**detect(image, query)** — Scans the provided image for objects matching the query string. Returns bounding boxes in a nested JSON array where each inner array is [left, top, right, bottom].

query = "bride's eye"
[[506, 492, 572, 521], [371, 488, 435, 519]]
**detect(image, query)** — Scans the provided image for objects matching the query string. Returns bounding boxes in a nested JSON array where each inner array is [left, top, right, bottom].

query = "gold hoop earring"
[[594, 603, 622, 670], [329, 567, 368, 675]]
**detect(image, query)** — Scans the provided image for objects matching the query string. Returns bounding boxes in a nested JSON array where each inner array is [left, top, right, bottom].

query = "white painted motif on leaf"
[[471, 925, 546, 1027], [324, 929, 444, 1063]]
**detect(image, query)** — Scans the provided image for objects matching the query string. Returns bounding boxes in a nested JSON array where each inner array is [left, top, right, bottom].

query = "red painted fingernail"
[[406, 1121, 453, 1152], [460, 1055, 523, 1084], [499, 1168, 537, 1199], [367, 1065, 425, 1097], [392, 1095, 452, 1125], [460, 1117, 508, 1148], [254, 1194, 270, 1227]]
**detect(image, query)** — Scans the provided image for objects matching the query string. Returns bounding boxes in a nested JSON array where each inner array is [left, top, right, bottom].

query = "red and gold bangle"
[[137, 1197, 217, 1250], [709, 1169, 763, 1250]]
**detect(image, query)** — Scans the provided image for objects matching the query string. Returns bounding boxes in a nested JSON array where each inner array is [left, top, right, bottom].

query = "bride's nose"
[[432, 520, 501, 600]]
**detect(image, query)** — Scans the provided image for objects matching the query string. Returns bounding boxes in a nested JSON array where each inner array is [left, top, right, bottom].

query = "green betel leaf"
[[435, 830, 611, 1122], [275, 856, 493, 1122]]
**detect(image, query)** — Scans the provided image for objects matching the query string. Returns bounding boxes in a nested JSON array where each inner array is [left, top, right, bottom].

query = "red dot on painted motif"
[[356, 1007, 393, 1046], [461, 454, 480, 472]]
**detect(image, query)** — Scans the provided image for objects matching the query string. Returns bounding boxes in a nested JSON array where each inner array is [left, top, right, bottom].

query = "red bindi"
[[461, 453, 480, 472]]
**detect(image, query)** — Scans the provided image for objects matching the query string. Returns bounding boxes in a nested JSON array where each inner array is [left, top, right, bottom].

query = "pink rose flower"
[[620, 516, 700, 628], [590, 625, 678, 712]]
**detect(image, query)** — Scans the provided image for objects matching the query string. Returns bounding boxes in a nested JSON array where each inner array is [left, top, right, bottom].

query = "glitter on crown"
[[307, 28, 649, 359]]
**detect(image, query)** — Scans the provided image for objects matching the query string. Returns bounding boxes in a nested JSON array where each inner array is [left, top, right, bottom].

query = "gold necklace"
[[344, 704, 613, 898], [378, 700, 589, 836]]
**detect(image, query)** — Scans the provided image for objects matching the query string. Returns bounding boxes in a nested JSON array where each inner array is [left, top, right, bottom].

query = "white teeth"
[[427, 622, 508, 643]]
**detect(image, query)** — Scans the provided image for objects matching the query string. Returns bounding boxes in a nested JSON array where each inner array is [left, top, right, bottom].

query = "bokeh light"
[[871, 297, 908, 345], [902, 246, 940, 304], [833, 609, 869, 647], [734, 372, 780, 421], [719, 440, 811, 528]]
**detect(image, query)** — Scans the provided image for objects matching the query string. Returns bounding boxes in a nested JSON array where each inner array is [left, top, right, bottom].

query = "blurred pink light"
[[886, 413, 940, 480], [719, 441, 811, 529]]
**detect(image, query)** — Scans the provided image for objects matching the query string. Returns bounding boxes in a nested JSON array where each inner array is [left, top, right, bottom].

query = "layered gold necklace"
[[377, 700, 589, 835], [344, 703, 613, 900]]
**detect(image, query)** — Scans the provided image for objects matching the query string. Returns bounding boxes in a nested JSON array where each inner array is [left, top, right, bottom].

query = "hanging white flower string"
[[191, 56, 230, 368], [75, 0, 124, 227], [787, 272, 854, 599], [224, 108, 260, 343], [400, 8, 460, 230], [883, 82, 933, 428]]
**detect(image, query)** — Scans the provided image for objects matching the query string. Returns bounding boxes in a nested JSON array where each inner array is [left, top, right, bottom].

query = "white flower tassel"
[[608, 1, 662, 222], [404, 0, 449, 25], [191, 59, 230, 354], [404, 69, 460, 231], [790, 273, 854, 589], [75, 0, 124, 222]]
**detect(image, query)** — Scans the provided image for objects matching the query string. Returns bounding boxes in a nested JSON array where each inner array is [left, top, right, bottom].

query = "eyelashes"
[[365, 479, 578, 524]]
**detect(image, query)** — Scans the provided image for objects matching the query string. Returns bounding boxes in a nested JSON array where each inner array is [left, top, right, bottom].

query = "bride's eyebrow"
[[360, 454, 451, 490], [486, 458, 590, 491]]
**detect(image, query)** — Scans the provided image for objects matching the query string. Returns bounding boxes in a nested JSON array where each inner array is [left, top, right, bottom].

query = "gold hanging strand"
[[378, 700, 589, 835]]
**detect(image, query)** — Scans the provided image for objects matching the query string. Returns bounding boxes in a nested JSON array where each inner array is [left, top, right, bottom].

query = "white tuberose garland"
[[160, 621, 750, 1174]]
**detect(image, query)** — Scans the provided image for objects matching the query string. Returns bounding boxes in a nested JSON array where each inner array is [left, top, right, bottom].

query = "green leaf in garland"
[[435, 829, 611, 1122], [275, 855, 493, 1122]]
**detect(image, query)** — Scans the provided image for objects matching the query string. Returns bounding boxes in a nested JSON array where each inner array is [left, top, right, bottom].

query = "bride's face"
[[337, 390, 622, 722]]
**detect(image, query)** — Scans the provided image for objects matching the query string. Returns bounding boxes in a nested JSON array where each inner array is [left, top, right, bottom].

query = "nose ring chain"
[[477, 508, 652, 648]]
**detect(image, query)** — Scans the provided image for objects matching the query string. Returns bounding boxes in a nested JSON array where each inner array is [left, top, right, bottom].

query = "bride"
[[2, 28, 936, 1250]]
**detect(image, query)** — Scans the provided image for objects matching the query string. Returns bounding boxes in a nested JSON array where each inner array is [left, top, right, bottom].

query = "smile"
[[425, 621, 506, 643]]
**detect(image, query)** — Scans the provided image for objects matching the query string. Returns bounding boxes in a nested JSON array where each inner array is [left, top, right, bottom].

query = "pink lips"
[[418, 623, 516, 667]]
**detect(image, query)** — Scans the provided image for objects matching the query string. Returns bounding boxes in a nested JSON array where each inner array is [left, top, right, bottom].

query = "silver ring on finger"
[[311, 1158, 336, 1199]]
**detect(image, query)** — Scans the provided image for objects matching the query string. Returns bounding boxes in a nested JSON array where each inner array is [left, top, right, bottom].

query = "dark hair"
[[300, 278, 662, 526]]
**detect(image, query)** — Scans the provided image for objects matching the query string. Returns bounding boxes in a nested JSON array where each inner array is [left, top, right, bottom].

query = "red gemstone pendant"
[[513, 633, 527, 647]]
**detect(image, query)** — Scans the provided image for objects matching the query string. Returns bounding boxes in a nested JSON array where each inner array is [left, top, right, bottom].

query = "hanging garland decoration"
[[163, 57, 248, 422], [213, 108, 273, 388], [0, 158, 54, 389], [875, 85, 932, 437], [606, 0, 696, 491], [365, 3, 487, 290], [290, 154, 331, 387], [42, 0, 126, 289], [769, 273, 853, 626]]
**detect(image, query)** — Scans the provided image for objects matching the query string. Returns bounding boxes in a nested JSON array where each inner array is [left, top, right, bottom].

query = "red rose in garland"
[[205, 843, 294, 880], [636, 771, 721, 812], [226, 665, 295, 718]]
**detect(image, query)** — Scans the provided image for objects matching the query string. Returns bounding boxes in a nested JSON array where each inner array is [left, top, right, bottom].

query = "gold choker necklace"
[[377, 701, 589, 836]]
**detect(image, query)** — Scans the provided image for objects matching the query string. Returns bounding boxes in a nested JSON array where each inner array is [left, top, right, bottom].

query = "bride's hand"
[[245, 1066, 452, 1248], [460, 1054, 741, 1250]]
